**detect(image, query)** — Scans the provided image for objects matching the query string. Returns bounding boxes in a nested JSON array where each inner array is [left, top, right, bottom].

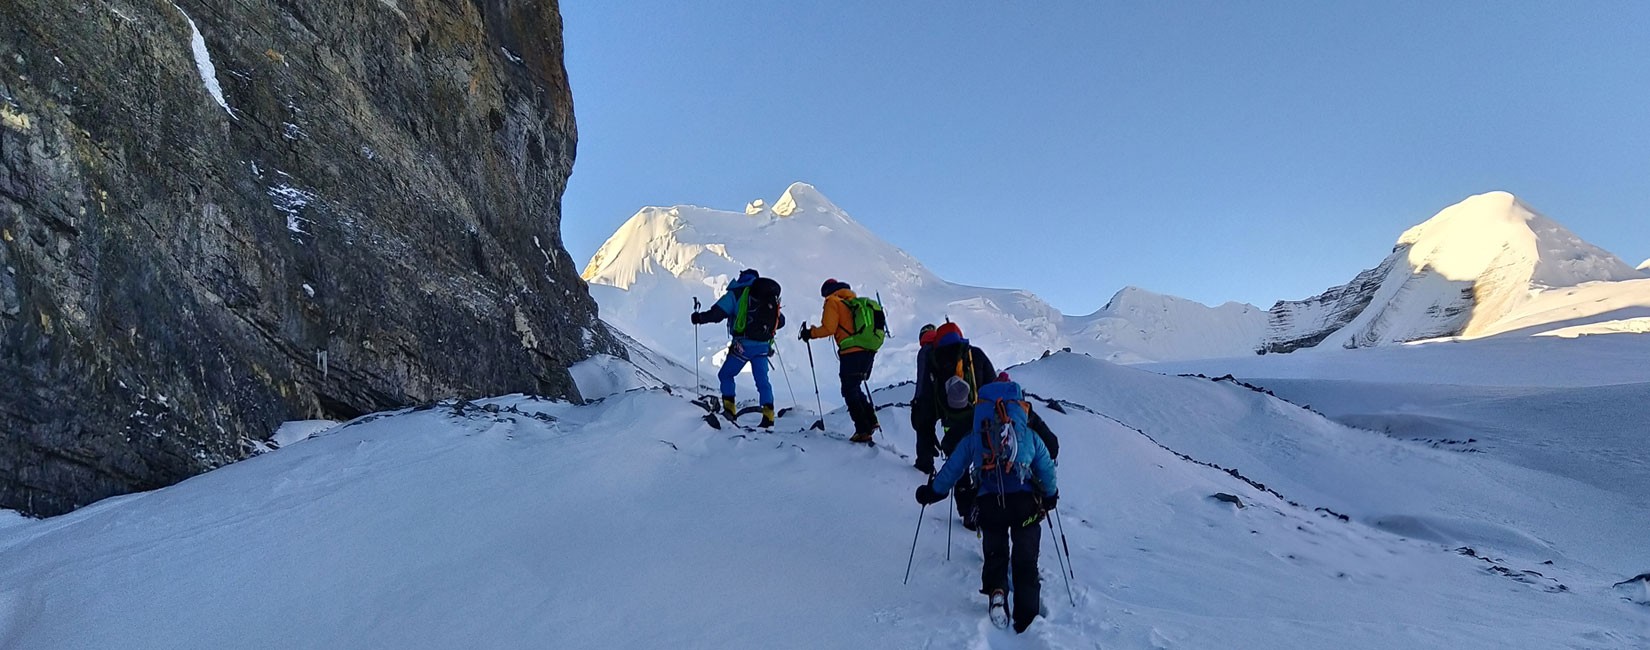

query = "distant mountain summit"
[[582, 183, 1259, 388], [586, 185, 1647, 377], [1265, 192, 1643, 352], [1069, 287, 1268, 364]]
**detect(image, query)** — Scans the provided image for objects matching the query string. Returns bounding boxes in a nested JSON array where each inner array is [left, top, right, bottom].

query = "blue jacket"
[[931, 382, 1057, 498]]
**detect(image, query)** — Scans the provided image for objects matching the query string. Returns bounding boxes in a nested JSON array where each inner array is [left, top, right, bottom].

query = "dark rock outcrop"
[[0, 0, 618, 515], [1262, 251, 1402, 354]]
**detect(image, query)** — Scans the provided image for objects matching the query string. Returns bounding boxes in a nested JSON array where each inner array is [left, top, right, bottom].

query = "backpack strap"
[[733, 287, 751, 335], [834, 296, 855, 337], [978, 411, 998, 472]]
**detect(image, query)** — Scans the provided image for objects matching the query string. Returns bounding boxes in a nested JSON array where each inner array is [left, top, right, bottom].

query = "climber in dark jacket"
[[911, 323, 940, 474], [916, 377, 1058, 634], [915, 324, 1058, 528]]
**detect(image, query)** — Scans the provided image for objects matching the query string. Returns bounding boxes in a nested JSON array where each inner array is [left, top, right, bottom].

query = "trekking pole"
[[1046, 512, 1076, 606], [903, 503, 927, 585], [803, 336, 826, 431], [946, 490, 954, 562], [692, 297, 704, 401], [863, 380, 881, 439], [773, 345, 800, 413], [1054, 508, 1076, 580]]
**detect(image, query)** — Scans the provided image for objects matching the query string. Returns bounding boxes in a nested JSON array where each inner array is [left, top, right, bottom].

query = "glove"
[[1042, 492, 1059, 511], [689, 311, 708, 325], [914, 484, 946, 505], [797, 327, 811, 341]]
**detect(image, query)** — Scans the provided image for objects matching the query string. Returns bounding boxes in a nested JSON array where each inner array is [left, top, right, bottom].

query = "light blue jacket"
[[931, 383, 1057, 498]]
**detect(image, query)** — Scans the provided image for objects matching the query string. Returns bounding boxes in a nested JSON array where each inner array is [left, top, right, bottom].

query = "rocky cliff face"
[[1263, 252, 1408, 354], [0, 0, 618, 516]]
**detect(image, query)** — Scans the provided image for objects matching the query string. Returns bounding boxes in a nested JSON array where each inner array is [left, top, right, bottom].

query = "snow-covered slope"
[[1067, 286, 1268, 363], [1266, 192, 1643, 352], [583, 183, 1264, 392], [3, 349, 1645, 649], [1473, 277, 1650, 338], [1143, 332, 1650, 604]]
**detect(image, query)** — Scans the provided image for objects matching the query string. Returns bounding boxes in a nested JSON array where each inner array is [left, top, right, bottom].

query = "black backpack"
[[734, 277, 784, 342]]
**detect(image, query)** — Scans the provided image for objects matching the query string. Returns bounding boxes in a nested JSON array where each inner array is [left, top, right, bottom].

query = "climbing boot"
[[721, 396, 737, 420], [759, 404, 776, 429]]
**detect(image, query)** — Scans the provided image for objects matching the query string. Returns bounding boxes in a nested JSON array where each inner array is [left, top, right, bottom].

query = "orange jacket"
[[806, 288, 867, 353]]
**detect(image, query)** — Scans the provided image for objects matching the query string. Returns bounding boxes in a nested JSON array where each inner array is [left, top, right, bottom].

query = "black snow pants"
[[939, 417, 977, 521], [977, 491, 1043, 630], [838, 350, 877, 433]]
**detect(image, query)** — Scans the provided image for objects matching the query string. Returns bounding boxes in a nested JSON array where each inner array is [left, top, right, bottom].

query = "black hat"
[[820, 278, 849, 297]]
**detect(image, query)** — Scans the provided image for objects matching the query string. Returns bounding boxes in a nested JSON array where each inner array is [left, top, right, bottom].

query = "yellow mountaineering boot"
[[721, 396, 738, 420], [759, 404, 776, 429]]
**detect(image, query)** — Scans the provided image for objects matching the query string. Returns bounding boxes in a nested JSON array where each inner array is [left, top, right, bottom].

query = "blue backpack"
[[973, 381, 1038, 494]]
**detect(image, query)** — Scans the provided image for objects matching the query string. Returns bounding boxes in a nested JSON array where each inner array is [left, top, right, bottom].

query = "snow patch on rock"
[[173, 4, 232, 115]]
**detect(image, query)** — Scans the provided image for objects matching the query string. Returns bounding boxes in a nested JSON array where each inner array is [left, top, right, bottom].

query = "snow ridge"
[[1072, 286, 1268, 364]]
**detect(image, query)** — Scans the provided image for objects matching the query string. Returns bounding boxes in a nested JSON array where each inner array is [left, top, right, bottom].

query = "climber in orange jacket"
[[798, 279, 881, 442]]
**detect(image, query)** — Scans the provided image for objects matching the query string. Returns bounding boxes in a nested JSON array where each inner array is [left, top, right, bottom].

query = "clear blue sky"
[[558, 1, 1649, 313]]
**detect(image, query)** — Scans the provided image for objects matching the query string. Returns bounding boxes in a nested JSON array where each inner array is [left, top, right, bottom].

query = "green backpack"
[[839, 296, 887, 352]]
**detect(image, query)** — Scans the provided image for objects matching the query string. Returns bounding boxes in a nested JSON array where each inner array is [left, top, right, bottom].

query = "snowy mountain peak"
[[1638, 258, 1649, 272], [771, 182, 841, 218], [583, 185, 1269, 387], [1102, 285, 1161, 311], [1266, 192, 1644, 352], [1395, 191, 1636, 288], [1101, 286, 1258, 314]]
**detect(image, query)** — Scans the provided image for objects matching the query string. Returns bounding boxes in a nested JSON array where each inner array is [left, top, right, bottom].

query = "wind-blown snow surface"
[[1145, 333, 1650, 589], [3, 348, 1646, 649], [1266, 192, 1643, 352], [582, 182, 1266, 394]]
